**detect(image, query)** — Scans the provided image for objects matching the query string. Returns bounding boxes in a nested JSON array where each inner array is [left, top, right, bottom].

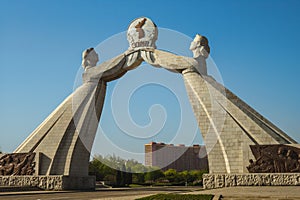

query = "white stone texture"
[[0, 175, 95, 190], [203, 173, 300, 188], [182, 70, 296, 173], [12, 40, 298, 187]]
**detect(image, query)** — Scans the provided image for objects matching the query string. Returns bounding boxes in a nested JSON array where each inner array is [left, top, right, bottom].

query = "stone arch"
[[14, 18, 297, 189], [15, 47, 296, 177]]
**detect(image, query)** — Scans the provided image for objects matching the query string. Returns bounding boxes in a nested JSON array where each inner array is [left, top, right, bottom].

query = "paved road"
[[189, 186, 300, 199], [2, 186, 300, 199], [0, 187, 201, 200]]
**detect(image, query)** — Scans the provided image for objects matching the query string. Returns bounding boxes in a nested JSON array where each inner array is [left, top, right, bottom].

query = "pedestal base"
[[203, 173, 300, 189], [0, 175, 95, 190]]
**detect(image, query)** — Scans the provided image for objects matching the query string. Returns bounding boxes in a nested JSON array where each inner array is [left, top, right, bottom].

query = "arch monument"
[[1, 17, 299, 190]]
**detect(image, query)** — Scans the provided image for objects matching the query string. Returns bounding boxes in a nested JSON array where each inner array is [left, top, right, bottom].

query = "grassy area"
[[129, 184, 145, 188], [135, 193, 214, 200]]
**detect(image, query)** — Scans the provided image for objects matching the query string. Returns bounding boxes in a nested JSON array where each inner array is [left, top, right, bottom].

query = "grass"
[[129, 184, 145, 188], [135, 193, 214, 200]]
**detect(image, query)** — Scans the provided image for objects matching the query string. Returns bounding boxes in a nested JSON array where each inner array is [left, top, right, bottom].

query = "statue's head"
[[82, 48, 99, 70], [190, 34, 210, 58]]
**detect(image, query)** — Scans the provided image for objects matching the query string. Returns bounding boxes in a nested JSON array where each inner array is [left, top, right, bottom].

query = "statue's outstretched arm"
[[151, 49, 199, 73], [83, 53, 127, 82]]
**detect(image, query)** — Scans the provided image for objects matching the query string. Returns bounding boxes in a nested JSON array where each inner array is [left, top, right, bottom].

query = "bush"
[[136, 194, 214, 200], [144, 169, 165, 182], [133, 173, 145, 184]]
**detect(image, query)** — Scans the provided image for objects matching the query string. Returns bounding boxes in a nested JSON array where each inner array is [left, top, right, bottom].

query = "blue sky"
[[1, 0, 299, 159]]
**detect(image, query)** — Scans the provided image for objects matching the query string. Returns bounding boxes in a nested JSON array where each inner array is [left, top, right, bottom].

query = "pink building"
[[145, 142, 208, 171]]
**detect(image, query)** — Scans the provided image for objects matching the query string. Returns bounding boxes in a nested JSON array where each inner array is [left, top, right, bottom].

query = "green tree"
[[89, 158, 105, 180], [189, 169, 208, 185], [164, 169, 177, 183], [90, 155, 140, 186], [132, 173, 145, 184], [131, 163, 148, 173], [125, 166, 133, 185], [145, 169, 164, 183], [178, 170, 192, 185], [116, 168, 122, 186], [120, 164, 126, 186]]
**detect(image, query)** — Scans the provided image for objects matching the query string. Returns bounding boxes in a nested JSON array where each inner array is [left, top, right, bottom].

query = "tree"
[[189, 169, 208, 185], [89, 159, 105, 180], [116, 168, 122, 186], [164, 169, 177, 183], [132, 173, 145, 184], [125, 166, 133, 185], [89, 157, 117, 181], [89, 155, 142, 186], [120, 164, 126, 186], [179, 170, 191, 185], [189, 169, 207, 180], [145, 169, 164, 183]]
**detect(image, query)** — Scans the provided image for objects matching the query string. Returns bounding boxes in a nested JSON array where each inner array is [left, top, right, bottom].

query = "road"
[[0, 186, 202, 200]]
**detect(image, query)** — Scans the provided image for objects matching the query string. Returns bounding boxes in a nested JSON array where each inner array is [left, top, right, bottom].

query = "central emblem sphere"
[[127, 17, 158, 50]]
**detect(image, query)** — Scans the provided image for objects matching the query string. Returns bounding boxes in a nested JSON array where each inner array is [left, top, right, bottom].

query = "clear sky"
[[1, 0, 299, 161]]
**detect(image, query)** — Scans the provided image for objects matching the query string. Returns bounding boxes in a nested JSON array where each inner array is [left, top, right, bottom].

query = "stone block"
[[62, 176, 96, 190], [47, 176, 63, 190], [283, 174, 297, 185], [257, 174, 271, 186], [38, 176, 48, 189], [0, 176, 95, 190], [271, 173, 298, 186], [203, 173, 300, 189], [225, 174, 236, 187], [203, 174, 215, 189], [295, 174, 300, 185], [29, 176, 40, 187], [236, 174, 255, 186], [215, 174, 225, 188], [0, 177, 9, 186]]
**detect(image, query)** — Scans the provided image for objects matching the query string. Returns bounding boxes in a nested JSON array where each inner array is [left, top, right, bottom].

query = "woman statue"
[[82, 47, 99, 71], [189, 34, 210, 75]]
